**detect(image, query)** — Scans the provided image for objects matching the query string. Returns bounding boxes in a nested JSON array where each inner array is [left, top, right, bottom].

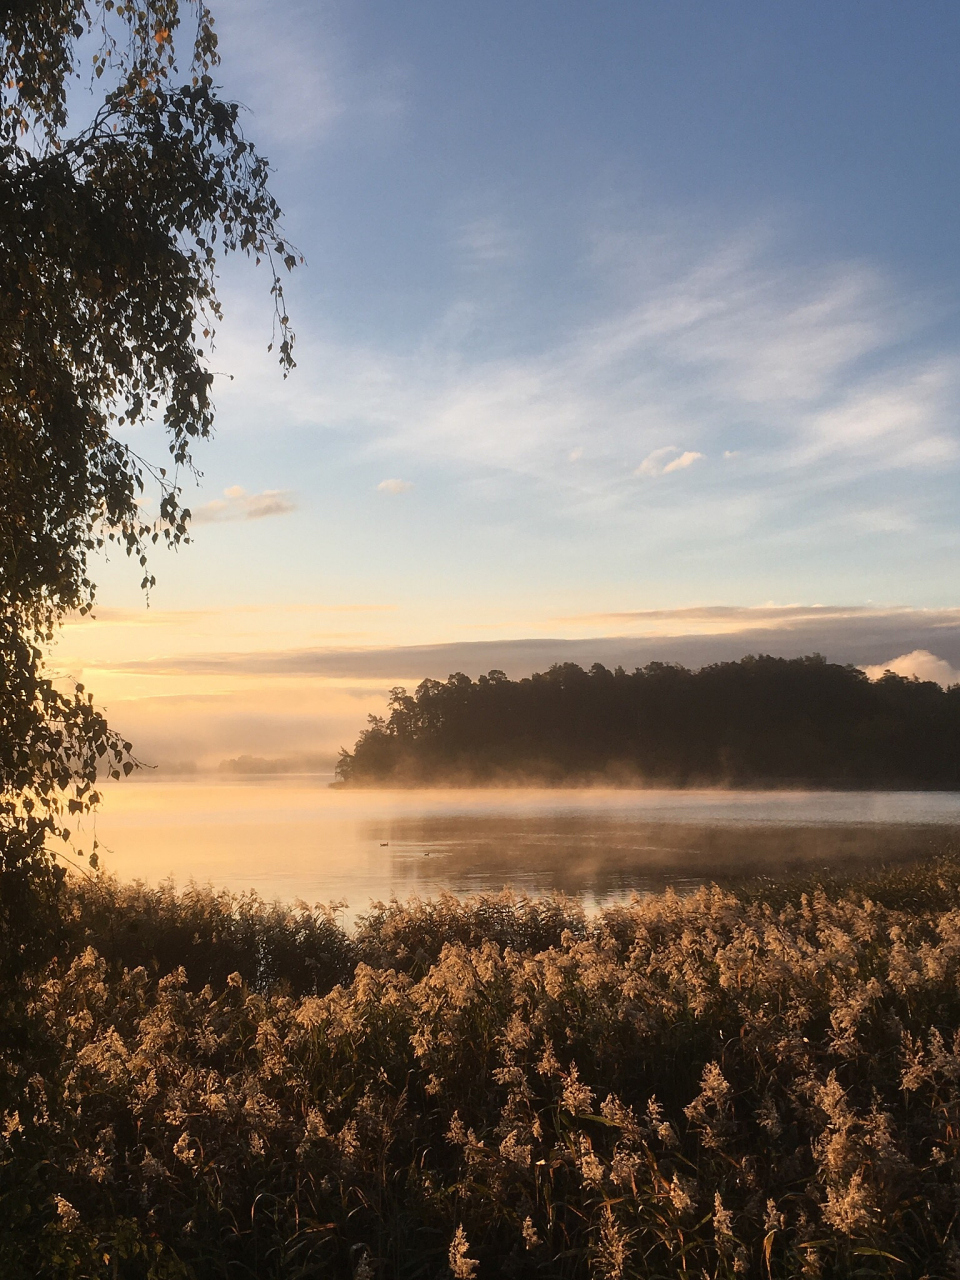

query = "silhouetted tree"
[[0, 1, 298, 967], [336, 655, 960, 789]]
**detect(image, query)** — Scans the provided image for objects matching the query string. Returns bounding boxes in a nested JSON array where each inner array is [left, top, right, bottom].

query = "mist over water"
[[85, 777, 960, 916]]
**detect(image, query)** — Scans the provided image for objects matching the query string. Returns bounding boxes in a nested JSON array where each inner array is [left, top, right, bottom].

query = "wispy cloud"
[[191, 486, 296, 524], [376, 478, 413, 494], [216, 0, 344, 148], [214, 0, 408, 154], [457, 217, 521, 268], [214, 222, 960, 550], [553, 603, 958, 634], [65, 602, 396, 629]]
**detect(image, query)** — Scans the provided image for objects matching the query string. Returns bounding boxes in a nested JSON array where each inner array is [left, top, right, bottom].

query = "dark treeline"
[[335, 653, 960, 788]]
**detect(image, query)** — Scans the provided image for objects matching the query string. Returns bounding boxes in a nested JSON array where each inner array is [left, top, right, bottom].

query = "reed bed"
[[6, 861, 960, 1277]]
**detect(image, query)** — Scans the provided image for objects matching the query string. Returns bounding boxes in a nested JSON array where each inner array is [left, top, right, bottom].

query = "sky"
[[59, 0, 960, 770]]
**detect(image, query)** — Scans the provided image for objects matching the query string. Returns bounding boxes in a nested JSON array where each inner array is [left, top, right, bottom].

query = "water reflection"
[[90, 779, 960, 915], [380, 817, 956, 903]]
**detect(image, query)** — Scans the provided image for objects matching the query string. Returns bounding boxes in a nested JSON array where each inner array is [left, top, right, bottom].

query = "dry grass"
[[6, 861, 960, 1276]]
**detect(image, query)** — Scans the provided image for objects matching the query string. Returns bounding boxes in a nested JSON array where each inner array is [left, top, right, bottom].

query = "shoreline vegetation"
[[335, 654, 960, 791], [8, 855, 960, 1276]]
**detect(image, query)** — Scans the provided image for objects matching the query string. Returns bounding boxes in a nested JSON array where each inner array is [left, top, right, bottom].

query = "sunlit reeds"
[[6, 862, 960, 1276]]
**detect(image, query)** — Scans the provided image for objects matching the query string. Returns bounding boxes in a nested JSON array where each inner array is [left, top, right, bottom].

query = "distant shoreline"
[[123, 769, 960, 794], [329, 776, 960, 793]]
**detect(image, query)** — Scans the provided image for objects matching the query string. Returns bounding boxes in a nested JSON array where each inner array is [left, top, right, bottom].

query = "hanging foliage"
[[0, 0, 299, 956]]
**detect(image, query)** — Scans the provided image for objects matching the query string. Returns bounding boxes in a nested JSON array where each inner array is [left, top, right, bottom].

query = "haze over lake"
[[88, 778, 960, 917]]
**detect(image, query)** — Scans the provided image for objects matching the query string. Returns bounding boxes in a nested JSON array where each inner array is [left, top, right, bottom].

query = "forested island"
[[336, 653, 960, 788]]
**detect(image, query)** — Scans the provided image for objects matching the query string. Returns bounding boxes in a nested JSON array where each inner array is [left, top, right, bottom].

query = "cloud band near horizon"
[[100, 605, 960, 682]]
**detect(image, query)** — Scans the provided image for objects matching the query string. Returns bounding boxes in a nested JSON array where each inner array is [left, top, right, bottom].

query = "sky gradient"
[[61, 1, 960, 769]]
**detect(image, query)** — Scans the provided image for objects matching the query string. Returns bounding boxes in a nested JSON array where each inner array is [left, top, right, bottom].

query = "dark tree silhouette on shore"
[[337, 654, 960, 788]]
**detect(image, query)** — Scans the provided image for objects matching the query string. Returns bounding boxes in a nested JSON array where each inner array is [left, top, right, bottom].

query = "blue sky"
[[71, 0, 960, 766]]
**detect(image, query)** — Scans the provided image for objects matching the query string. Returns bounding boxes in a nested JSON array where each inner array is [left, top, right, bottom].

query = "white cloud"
[[635, 446, 677, 477], [191, 487, 296, 524], [635, 446, 703, 477], [377, 478, 413, 494], [862, 649, 960, 688], [663, 450, 703, 474]]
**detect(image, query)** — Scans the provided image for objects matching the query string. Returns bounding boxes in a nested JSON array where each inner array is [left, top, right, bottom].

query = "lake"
[[83, 777, 960, 917]]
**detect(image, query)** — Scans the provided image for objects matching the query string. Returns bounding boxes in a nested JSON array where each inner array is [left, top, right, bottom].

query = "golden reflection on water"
[[86, 777, 960, 914]]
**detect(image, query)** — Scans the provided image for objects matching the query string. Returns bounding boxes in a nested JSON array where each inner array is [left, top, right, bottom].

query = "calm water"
[[84, 777, 960, 915]]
